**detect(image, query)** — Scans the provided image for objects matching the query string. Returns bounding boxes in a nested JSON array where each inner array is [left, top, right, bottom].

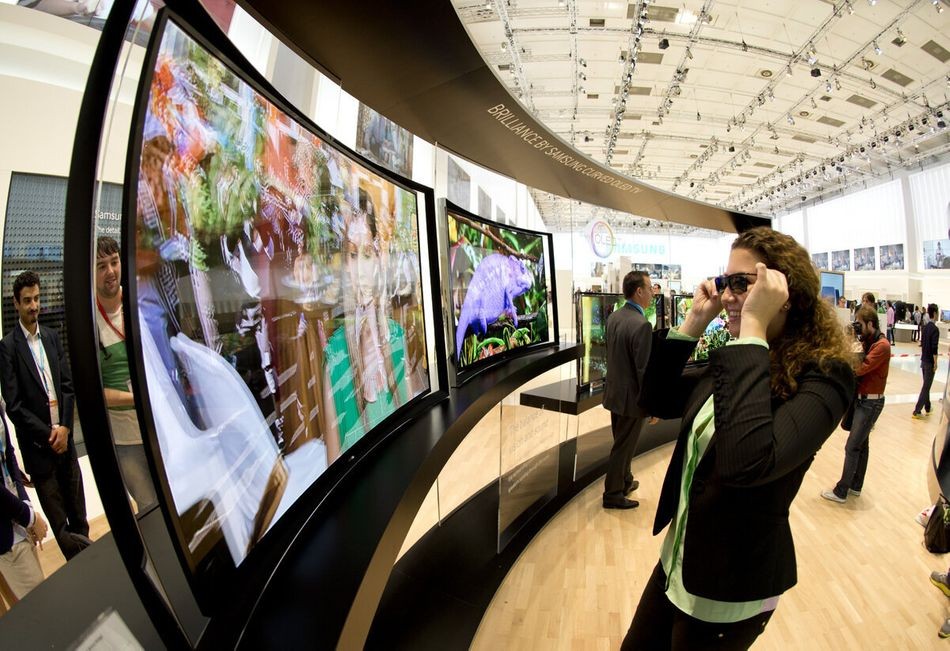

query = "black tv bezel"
[[670, 293, 694, 328], [574, 290, 623, 391], [121, 8, 448, 613], [819, 270, 845, 302], [443, 199, 558, 382]]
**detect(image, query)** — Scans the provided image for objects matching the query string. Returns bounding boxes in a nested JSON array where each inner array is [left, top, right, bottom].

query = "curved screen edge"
[[444, 199, 558, 382], [122, 8, 446, 612]]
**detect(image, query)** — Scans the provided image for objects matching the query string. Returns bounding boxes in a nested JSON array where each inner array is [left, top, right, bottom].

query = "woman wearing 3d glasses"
[[621, 227, 855, 650]]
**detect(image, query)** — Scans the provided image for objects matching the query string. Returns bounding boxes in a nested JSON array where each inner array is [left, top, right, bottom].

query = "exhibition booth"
[[1, 1, 949, 649]]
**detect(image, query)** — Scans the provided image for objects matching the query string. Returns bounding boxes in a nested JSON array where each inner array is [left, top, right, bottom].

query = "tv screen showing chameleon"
[[447, 209, 551, 370], [131, 19, 430, 569]]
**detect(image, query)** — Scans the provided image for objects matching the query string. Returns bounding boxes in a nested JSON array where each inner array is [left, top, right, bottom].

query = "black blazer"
[[0, 324, 75, 476], [640, 333, 854, 601], [0, 409, 32, 555], [602, 304, 652, 418]]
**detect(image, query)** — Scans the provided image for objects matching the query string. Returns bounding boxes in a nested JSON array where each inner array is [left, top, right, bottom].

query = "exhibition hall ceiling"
[[454, 0, 950, 228]]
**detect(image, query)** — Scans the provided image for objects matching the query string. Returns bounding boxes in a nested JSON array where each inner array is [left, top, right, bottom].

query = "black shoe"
[[624, 480, 640, 496], [603, 497, 639, 510]]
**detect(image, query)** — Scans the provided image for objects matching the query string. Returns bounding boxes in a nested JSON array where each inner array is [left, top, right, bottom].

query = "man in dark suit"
[[602, 270, 653, 509], [0, 402, 47, 599], [0, 271, 89, 559]]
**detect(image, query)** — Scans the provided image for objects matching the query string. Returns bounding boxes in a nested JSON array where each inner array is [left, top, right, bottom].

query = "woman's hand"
[[680, 278, 722, 338], [740, 262, 789, 339]]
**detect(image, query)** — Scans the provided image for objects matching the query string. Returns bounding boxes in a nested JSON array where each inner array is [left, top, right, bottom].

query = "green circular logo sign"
[[589, 219, 615, 258]]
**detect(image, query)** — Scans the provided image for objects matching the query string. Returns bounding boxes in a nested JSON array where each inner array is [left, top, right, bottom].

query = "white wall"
[[773, 161, 950, 311]]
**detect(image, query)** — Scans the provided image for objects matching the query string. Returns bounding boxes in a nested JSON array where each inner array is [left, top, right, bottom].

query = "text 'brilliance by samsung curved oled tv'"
[[447, 204, 552, 372], [132, 19, 431, 570]]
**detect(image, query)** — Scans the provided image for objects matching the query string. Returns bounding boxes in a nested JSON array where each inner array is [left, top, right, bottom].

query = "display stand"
[[519, 378, 604, 415]]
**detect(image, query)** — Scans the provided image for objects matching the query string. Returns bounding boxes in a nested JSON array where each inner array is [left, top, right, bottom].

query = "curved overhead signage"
[[238, 0, 767, 233]]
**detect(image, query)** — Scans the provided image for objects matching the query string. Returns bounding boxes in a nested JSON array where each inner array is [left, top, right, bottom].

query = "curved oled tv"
[[445, 201, 555, 376], [125, 12, 440, 599]]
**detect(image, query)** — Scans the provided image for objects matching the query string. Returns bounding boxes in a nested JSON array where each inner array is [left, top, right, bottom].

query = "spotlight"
[[939, 119, 948, 128], [934, 0, 944, 13], [787, 114, 795, 125], [501, 41, 507, 52], [826, 80, 833, 93], [686, 47, 693, 59], [728, 145, 735, 152], [811, 97, 818, 108], [835, 77, 842, 91], [846, 0, 854, 14], [868, 0, 877, 5], [696, 111, 701, 121], [895, 29, 906, 46], [869, 78, 877, 89], [658, 38, 670, 50], [806, 47, 818, 65], [584, 135, 593, 142], [786, 65, 793, 77], [690, 181, 695, 187], [873, 41, 882, 56], [811, 67, 822, 77]]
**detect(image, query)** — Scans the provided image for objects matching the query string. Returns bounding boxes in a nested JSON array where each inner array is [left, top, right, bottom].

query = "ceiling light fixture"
[[658, 38, 670, 50], [811, 97, 818, 108], [835, 77, 842, 91], [785, 65, 793, 77], [873, 41, 882, 56], [806, 47, 818, 65], [933, 0, 944, 13], [846, 0, 855, 14], [697, 111, 701, 121], [811, 67, 822, 77], [868, 0, 877, 6], [501, 41, 507, 52], [895, 29, 906, 46], [826, 79, 833, 93], [787, 114, 795, 125]]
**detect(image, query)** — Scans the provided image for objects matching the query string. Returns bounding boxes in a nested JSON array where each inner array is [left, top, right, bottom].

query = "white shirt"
[[19, 321, 59, 428]]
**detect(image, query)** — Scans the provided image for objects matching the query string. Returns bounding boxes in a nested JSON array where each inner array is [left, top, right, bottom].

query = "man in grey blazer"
[[602, 270, 654, 509]]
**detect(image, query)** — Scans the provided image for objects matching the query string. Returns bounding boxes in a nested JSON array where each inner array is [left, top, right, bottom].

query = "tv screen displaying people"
[[447, 206, 553, 371], [131, 19, 431, 568]]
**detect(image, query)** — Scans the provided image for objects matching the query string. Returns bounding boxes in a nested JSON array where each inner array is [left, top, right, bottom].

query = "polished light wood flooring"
[[474, 341, 950, 650]]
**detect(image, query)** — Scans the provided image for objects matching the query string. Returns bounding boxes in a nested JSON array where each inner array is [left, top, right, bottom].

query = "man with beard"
[[95, 237, 156, 511], [822, 305, 890, 503], [0, 271, 89, 558]]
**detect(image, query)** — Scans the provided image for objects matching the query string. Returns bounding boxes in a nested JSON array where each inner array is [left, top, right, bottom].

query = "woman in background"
[[622, 227, 854, 650]]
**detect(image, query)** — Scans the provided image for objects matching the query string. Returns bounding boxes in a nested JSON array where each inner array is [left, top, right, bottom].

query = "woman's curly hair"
[[732, 227, 852, 400]]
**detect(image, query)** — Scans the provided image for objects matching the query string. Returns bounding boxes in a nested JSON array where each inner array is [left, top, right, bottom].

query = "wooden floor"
[[473, 342, 950, 650]]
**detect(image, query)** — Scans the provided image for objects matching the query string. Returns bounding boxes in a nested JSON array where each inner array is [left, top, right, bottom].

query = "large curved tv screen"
[[131, 18, 431, 570], [447, 203, 553, 373]]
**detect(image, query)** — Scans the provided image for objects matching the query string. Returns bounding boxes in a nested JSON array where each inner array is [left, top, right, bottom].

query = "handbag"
[[924, 494, 950, 553]]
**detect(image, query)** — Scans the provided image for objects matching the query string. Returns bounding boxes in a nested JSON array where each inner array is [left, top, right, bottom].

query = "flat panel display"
[[811, 252, 829, 270], [831, 250, 850, 272], [879, 243, 904, 270], [671, 294, 692, 328], [131, 19, 432, 571], [575, 292, 624, 389], [447, 204, 553, 373], [819, 271, 845, 304], [854, 247, 875, 271], [923, 239, 950, 269]]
